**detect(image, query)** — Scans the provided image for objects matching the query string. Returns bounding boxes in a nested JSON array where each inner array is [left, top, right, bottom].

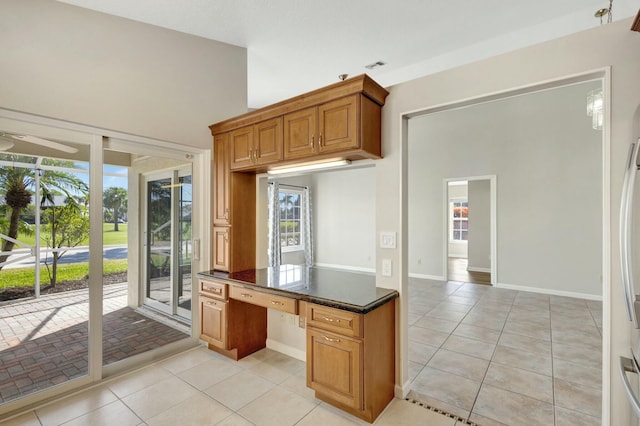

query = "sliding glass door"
[[144, 167, 192, 320]]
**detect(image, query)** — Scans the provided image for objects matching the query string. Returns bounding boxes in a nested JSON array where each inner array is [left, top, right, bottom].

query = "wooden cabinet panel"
[[307, 327, 362, 410], [200, 295, 227, 349], [229, 285, 297, 314], [213, 227, 230, 272], [230, 126, 254, 170], [318, 95, 358, 153], [254, 117, 283, 165], [213, 133, 230, 226], [283, 106, 317, 160]]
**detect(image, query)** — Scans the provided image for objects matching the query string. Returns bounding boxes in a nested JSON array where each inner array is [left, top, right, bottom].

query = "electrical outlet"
[[382, 259, 392, 277]]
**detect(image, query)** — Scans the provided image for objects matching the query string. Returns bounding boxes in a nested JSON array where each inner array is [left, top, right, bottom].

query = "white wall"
[[408, 81, 602, 297], [1, 0, 247, 149], [378, 19, 640, 426], [468, 180, 491, 271], [312, 166, 376, 271]]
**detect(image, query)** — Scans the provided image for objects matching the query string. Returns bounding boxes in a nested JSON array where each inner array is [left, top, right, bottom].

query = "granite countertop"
[[197, 265, 398, 314]]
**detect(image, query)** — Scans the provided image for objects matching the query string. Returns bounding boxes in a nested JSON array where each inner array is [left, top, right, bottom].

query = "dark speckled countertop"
[[197, 265, 398, 314]]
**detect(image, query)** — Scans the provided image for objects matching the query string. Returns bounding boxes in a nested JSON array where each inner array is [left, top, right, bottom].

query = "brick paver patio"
[[0, 283, 189, 404]]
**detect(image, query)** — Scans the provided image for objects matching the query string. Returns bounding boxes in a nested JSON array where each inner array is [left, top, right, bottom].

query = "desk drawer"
[[200, 279, 228, 300], [229, 285, 297, 314], [306, 303, 362, 338]]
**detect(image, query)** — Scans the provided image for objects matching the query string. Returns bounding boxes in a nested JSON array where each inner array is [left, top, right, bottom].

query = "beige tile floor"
[[0, 346, 463, 426], [407, 278, 602, 426]]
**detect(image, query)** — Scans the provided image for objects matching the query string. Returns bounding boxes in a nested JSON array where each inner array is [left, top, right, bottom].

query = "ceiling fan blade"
[[9, 134, 79, 154], [0, 139, 15, 151]]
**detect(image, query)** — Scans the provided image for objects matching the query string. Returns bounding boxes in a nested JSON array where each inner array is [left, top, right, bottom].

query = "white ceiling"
[[56, 0, 639, 109]]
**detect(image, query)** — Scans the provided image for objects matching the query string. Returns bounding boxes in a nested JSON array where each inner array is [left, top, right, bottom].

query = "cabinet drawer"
[[200, 279, 227, 300], [229, 285, 297, 314], [306, 303, 362, 338]]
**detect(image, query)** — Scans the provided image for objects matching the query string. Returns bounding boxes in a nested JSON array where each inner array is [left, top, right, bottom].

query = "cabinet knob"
[[323, 335, 341, 343]]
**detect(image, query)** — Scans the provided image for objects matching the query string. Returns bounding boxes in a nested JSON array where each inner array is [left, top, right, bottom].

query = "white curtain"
[[302, 186, 313, 266], [267, 181, 281, 268]]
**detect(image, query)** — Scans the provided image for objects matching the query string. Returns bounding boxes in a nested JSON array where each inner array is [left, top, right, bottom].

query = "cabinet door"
[[200, 296, 227, 348], [213, 227, 230, 271], [307, 327, 363, 410], [318, 95, 359, 153], [283, 106, 317, 160], [213, 133, 230, 226], [230, 126, 254, 170], [254, 117, 283, 166]]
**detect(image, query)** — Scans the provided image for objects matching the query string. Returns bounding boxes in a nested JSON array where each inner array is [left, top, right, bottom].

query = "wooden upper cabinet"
[[230, 118, 283, 170], [318, 95, 358, 154], [230, 126, 254, 170], [284, 95, 358, 160], [254, 117, 283, 165], [211, 74, 389, 173], [283, 106, 317, 160], [213, 133, 230, 226]]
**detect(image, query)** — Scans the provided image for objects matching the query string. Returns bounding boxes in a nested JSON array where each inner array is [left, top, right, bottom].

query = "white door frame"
[[442, 175, 497, 285]]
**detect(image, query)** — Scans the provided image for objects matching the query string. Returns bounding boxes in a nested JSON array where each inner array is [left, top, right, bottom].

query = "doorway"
[[444, 177, 496, 285], [143, 167, 193, 320]]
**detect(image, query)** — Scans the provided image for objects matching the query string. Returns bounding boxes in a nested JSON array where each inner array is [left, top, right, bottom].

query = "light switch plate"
[[380, 231, 396, 249]]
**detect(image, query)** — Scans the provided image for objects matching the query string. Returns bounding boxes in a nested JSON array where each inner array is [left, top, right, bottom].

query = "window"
[[279, 189, 303, 252], [451, 200, 468, 241]]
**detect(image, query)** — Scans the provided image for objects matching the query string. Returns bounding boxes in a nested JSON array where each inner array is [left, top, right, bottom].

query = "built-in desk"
[[197, 265, 398, 423]]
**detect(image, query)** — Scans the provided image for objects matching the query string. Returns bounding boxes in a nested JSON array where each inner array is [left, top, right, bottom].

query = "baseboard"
[[467, 266, 491, 273], [266, 338, 306, 362], [313, 263, 375, 274], [494, 282, 603, 301], [395, 379, 412, 399], [408, 272, 446, 281]]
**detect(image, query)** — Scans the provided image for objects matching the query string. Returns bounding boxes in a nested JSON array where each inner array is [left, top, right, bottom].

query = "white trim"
[[494, 282, 603, 301], [601, 66, 611, 426], [313, 262, 376, 274], [467, 267, 491, 273], [395, 380, 412, 399], [408, 272, 446, 281], [266, 338, 305, 362]]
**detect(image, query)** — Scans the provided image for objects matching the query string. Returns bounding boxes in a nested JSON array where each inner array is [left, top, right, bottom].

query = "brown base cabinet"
[[306, 300, 395, 423], [199, 276, 396, 423], [200, 296, 227, 349]]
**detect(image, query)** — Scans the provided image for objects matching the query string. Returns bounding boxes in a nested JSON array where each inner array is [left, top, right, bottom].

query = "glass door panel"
[[144, 167, 192, 320], [176, 174, 192, 318], [145, 175, 173, 313]]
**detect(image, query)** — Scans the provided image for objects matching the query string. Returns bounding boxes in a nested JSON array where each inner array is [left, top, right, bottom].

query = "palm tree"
[[0, 154, 88, 270], [103, 187, 127, 231]]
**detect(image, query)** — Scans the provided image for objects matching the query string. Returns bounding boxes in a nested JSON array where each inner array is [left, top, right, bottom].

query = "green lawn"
[[14, 223, 128, 247], [0, 259, 128, 289]]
